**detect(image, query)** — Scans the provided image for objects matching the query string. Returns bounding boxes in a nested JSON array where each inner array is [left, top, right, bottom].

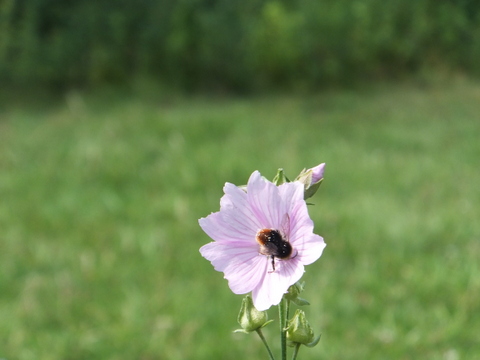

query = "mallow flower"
[[199, 171, 326, 311]]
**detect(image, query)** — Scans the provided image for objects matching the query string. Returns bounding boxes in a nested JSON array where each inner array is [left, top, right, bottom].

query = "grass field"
[[1, 81, 479, 360]]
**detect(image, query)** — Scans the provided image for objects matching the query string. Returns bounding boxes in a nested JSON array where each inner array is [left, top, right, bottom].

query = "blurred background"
[[1, 0, 480, 93], [1, 0, 479, 359]]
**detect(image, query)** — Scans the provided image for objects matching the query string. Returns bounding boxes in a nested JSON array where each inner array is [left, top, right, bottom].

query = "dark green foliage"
[[1, 0, 479, 92]]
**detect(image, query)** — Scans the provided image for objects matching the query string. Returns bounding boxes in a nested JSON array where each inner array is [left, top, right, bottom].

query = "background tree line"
[[1, 0, 479, 93]]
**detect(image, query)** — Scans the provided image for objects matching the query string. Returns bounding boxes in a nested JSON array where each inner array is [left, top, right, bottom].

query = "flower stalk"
[[256, 328, 276, 360], [291, 343, 301, 360], [279, 297, 290, 360]]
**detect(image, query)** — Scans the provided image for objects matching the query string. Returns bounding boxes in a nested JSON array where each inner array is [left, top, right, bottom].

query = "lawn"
[[1, 81, 479, 360]]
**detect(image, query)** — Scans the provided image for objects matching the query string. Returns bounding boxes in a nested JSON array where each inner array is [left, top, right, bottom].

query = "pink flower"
[[309, 163, 325, 184], [199, 171, 326, 311]]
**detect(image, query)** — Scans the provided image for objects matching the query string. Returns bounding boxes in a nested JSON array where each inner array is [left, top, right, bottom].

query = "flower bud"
[[309, 163, 325, 183], [286, 309, 321, 347], [234, 295, 272, 333], [284, 282, 310, 306], [295, 163, 326, 200], [273, 168, 290, 186]]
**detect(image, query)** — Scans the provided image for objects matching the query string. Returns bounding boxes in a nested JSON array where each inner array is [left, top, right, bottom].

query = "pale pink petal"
[[278, 181, 304, 215], [251, 274, 283, 311], [277, 181, 305, 235], [221, 183, 263, 231], [309, 163, 325, 183], [224, 255, 268, 294], [252, 258, 305, 311], [247, 171, 283, 229], [294, 234, 326, 265], [200, 188, 265, 241], [199, 212, 254, 243], [200, 241, 256, 272], [200, 240, 266, 294], [287, 200, 326, 265], [221, 182, 263, 234], [220, 182, 247, 210], [287, 200, 315, 244]]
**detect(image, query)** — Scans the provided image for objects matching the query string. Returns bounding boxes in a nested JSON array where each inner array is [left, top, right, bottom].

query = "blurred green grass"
[[1, 82, 479, 360]]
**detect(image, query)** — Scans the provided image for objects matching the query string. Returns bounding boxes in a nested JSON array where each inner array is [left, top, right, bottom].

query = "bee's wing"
[[280, 213, 290, 241]]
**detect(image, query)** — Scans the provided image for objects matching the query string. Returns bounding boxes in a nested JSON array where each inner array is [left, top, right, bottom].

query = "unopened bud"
[[284, 282, 310, 306], [309, 163, 325, 184], [286, 309, 321, 347], [273, 168, 290, 186], [295, 163, 326, 200], [234, 295, 272, 333]]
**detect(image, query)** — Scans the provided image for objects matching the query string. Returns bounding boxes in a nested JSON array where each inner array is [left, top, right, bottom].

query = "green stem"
[[256, 328, 276, 360], [278, 297, 290, 360], [291, 343, 301, 360], [286, 299, 290, 324]]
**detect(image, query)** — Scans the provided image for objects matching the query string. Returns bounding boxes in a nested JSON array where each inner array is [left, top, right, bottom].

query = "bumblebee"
[[256, 228, 294, 272]]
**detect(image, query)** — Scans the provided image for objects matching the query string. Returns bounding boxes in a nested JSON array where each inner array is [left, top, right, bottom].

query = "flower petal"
[[309, 163, 325, 183], [224, 255, 268, 294], [199, 212, 253, 243], [294, 234, 326, 265], [199, 185, 262, 242], [252, 258, 305, 311], [247, 171, 283, 229], [287, 200, 315, 245], [200, 241, 266, 294], [278, 181, 304, 215], [200, 240, 257, 272], [222, 182, 263, 233], [286, 199, 326, 265]]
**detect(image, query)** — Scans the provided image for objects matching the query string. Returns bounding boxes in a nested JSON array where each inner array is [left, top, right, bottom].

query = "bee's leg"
[[267, 256, 276, 273]]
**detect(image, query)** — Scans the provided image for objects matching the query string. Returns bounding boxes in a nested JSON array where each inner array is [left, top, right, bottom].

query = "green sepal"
[[295, 168, 324, 200], [273, 168, 290, 186], [291, 297, 310, 306], [304, 334, 321, 348], [295, 168, 312, 186], [233, 319, 274, 334], [303, 178, 323, 200], [284, 282, 310, 306]]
